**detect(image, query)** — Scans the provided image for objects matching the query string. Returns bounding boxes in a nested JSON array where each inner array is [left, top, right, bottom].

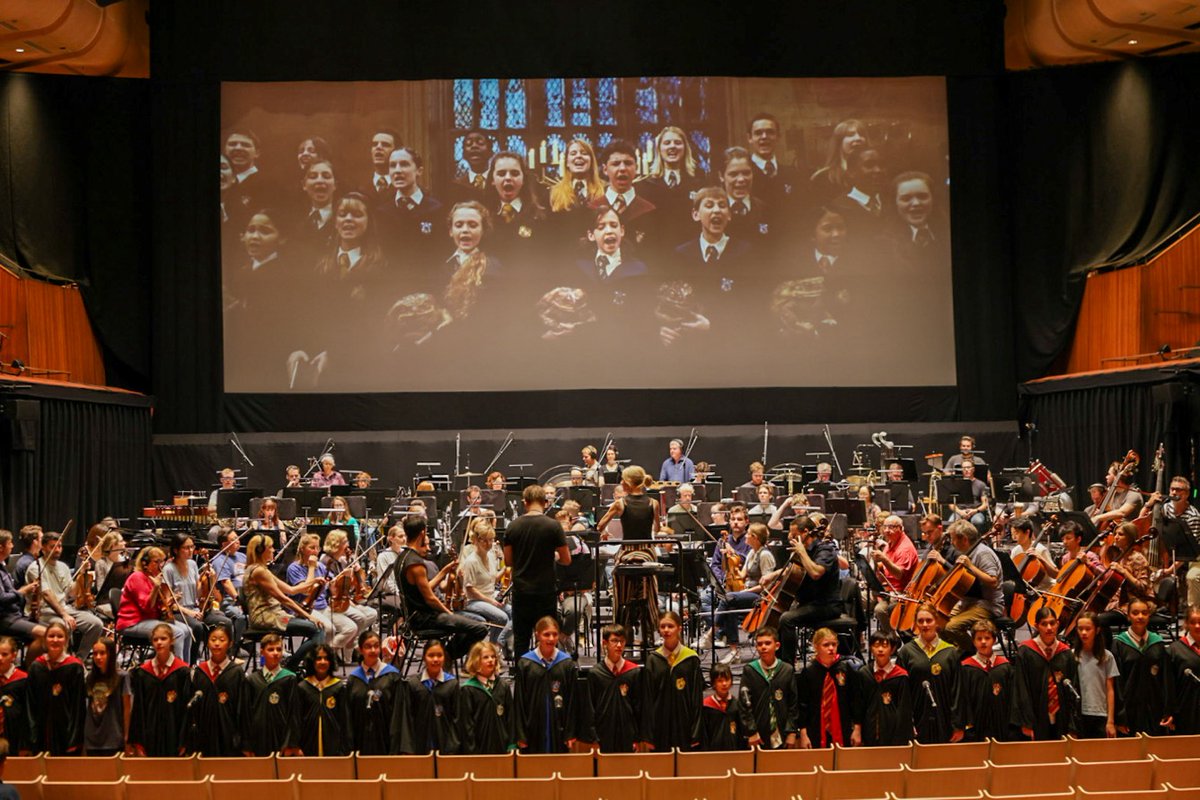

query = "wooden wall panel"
[[1065, 266, 1142, 373], [0, 268, 105, 386]]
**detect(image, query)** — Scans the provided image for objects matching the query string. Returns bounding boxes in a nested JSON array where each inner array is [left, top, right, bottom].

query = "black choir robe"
[[640, 645, 704, 752], [393, 672, 461, 755], [288, 676, 351, 756], [458, 675, 516, 754], [28, 656, 86, 756], [583, 659, 642, 753], [514, 649, 580, 754], [347, 663, 403, 755], [186, 659, 245, 756], [1112, 630, 1172, 735], [1168, 634, 1200, 735], [700, 692, 747, 751], [897, 639, 962, 744], [737, 658, 797, 748], [0, 668, 31, 754], [795, 656, 863, 748], [1011, 639, 1078, 740], [859, 662, 914, 746], [958, 654, 1016, 742], [129, 657, 192, 756], [239, 667, 297, 756]]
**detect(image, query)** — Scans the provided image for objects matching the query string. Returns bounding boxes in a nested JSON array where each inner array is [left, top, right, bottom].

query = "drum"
[[1027, 461, 1067, 497]]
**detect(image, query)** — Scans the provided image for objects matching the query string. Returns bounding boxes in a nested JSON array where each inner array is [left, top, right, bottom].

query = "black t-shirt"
[[504, 513, 567, 594], [399, 548, 435, 617]]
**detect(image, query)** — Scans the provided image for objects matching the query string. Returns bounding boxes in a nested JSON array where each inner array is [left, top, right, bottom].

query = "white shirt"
[[814, 248, 838, 267], [729, 196, 753, 213], [395, 187, 426, 207], [250, 252, 279, 272], [235, 166, 258, 183], [847, 187, 877, 211], [452, 249, 476, 266], [499, 197, 523, 213], [309, 205, 333, 227], [336, 246, 363, 272], [698, 234, 730, 261], [605, 187, 636, 208], [910, 224, 933, 242], [663, 169, 681, 187], [594, 249, 624, 278], [751, 154, 778, 174]]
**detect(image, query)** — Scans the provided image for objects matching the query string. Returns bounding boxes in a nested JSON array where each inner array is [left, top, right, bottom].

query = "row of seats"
[[8, 769, 1200, 800]]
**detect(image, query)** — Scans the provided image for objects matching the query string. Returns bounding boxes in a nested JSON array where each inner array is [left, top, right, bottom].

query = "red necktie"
[[1046, 671, 1059, 719], [875, 668, 886, 683], [612, 196, 626, 214], [820, 671, 843, 747]]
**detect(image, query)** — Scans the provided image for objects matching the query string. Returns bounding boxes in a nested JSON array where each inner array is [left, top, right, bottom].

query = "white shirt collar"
[[910, 224, 932, 241], [337, 246, 363, 271], [751, 154, 778, 172], [235, 165, 258, 183], [699, 234, 730, 259], [605, 187, 636, 207], [452, 249, 476, 266], [815, 248, 838, 266], [310, 205, 332, 225], [595, 248, 623, 276], [730, 196, 753, 212], [251, 252, 279, 271], [395, 186, 425, 206], [847, 187, 873, 209], [664, 168, 680, 184], [604, 655, 625, 673], [499, 196, 523, 213]]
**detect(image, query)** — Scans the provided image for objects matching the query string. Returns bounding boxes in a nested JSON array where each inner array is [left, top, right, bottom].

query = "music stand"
[[1161, 517, 1199, 561], [887, 481, 914, 511], [825, 498, 867, 528], [936, 477, 974, 506], [351, 488, 392, 517], [282, 487, 325, 517], [216, 488, 262, 517], [566, 486, 598, 516], [480, 489, 507, 515], [329, 485, 354, 497]]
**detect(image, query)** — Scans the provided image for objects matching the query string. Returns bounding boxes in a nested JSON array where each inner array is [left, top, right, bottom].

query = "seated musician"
[[1095, 521, 1152, 630], [699, 505, 751, 629], [321, 530, 379, 658], [1058, 520, 1103, 575], [694, 461, 713, 485], [805, 462, 835, 496], [93, 530, 130, 619], [458, 520, 512, 657], [1090, 469, 1143, 528], [918, 514, 960, 565], [740, 462, 767, 491], [486, 471, 506, 492], [353, 471, 373, 489], [748, 483, 778, 518], [767, 493, 807, 531], [1081, 482, 1105, 517], [284, 464, 304, 489], [776, 515, 842, 665], [857, 484, 882, 524], [206, 468, 237, 514], [310, 453, 346, 488], [941, 519, 1003, 652], [397, 515, 487, 661], [713, 523, 776, 661], [948, 458, 990, 531], [1139, 474, 1200, 599], [1010, 517, 1058, 592], [871, 515, 920, 634], [944, 435, 986, 474], [580, 445, 602, 487], [667, 483, 698, 515], [163, 532, 240, 662], [885, 462, 916, 512]]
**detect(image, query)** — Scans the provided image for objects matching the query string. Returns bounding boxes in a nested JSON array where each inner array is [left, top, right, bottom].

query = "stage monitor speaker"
[[0, 399, 40, 451]]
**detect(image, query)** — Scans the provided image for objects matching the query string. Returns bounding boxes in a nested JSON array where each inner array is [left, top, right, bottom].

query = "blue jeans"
[[118, 618, 192, 663], [719, 590, 760, 643], [465, 599, 512, 652]]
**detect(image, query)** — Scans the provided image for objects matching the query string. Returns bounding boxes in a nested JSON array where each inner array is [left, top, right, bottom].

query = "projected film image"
[[220, 77, 953, 393]]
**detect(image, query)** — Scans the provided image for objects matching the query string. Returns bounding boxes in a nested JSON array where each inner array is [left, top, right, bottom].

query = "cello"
[[924, 523, 1003, 628], [741, 518, 829, 633], [1008, 515, 1057, 622], [1062, 529, 1154, 636], [888, 548, 949, 633]]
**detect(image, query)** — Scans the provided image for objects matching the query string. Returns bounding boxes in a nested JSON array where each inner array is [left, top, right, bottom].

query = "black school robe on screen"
[[701, 692, 747, 751], [1112, 630, 1172, 735], [187, 659, 245, 756], [898, 639, 962, 744], [1011, 638, 1078, 740], [288, 676, 350, 756], [514, 649, 580, 754], [28, 655, 86, 755], [1168, 634, 1200, 735], [641, 645, 704, 752], [346, 662, 402, 755], [584, 659, 642, 753], [0, 668, 31, 754], [859, 662, 913, 746], [959, 654, 1016, 742], [393, 672, 461, 755], [239, 667, 296, 756], [795, 656, 863, 748], [737, 658, 797, 748], [458, 675, 516, 754], [129, 657, 192, 756]]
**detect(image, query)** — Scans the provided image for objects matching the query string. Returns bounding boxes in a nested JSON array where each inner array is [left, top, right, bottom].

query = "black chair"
[[1149, 576, 1178, 640], [235, 587, 299, 672], [389, 591, 452, 676], [112, 584, 154, 668], [994, 579, 1020, 658]]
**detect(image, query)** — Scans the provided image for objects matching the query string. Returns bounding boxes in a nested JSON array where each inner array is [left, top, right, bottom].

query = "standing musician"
[[398, 515, 488, 661], [597, 466, 660, 648], [871, 515, 920, 634], [940, 520, 1003, 651], [775, 515, 841, 666], [944, 435, 985, 473], [33, 531, 104, 658]]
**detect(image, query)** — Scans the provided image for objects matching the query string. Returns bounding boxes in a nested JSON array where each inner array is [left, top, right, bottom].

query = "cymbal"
[[773, 471, 805, 480], [847, 467, 873, 473], [456, 471, 484, 477]]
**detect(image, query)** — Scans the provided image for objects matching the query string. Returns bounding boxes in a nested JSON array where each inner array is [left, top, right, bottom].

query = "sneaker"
[[699, 629, 714, 650], [714, 636, 730, 649], [719, 648, 741, 665]]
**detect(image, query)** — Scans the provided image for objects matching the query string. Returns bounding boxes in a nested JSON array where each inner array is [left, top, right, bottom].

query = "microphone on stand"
[[186, 690, 205, 709], [1184, 668, 1200, 686], [922, 680, 938, 708], [1060, 678, 1081, 704]]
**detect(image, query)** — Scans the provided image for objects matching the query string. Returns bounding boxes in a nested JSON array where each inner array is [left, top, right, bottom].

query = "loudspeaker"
[[0, 399, 40, 451]]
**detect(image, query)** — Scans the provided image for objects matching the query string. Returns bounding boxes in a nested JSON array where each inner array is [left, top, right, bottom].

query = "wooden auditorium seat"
[[40, 778, 126, 800], [125, 776, 212, 800], [1150, 754, 1200, 788], [911, 741, 991, 769], [515, 749, 594, 778], [644, 772, 732, 800], [1072, 788, 1169, 799], [1162, 785, 1200, 799], [119, 753, 195, 781], [470, 773, 557, 800], [899, 764, 990, 798], [674, 747, 752, 776], [1068, 758, 1154, 793], [195, 754, 277, 780], [44, 753, 122, 781], [890, 793, 984, 800], [732, 768, 820, 799], [435, 751, 515, 778], [987, 739, 1070, 766], [835, 742, 912, 770], [277, 753, 356, 779], [382, 775, 468, 800], [555, 772, 645, 800], [298, 774, 385, 800], [210, 773, 298, 800], [3, 755, 43, 782], [595, 750, 674, 778], [6, 775, 43, 800], [1064, 735, 1145, 763], [1142, 733, 1200, 760], [354, 753, 436, 779], [981, 794, 1074, 800], [986, 758, 1074, 796], [817, 765, 902, 800], [754, 746, 835, 772]]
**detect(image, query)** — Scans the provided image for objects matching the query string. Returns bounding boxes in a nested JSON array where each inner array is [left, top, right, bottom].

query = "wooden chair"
[[1065, 736, 1145, 763], [1069, 758, 1154, 793], [732, 768, 819, 800], [644, 773, 732, 800], [987, 739, 1070, 766], [595, 751, 674, 778], [435, 751, 515, 778], [555, 773, 645, 800], [981, 793, 1074, 800], [44, 754, 122, 782], [4, 755, 44, 782], [6, 775, 43, 800], [818, 765, 901, 800], [1142, 733, 1200, 761], [890, 793, 984, 800], [1162, 785, 1200, 800], [126, 777, 212, 800], [195, 754, 277, 780], [277, 754, 356, 779], [900, 764, 990, 798], [912, 741, 991, 769], [1073, 789, 1169, 800], [515, 750, 594, 778], [835, 743, 912, 770], [210, 773, 298, 800], [382, 775, 468, 800], [297, 775, 384, 800], [1150, 754, 1200, 788], [41, 778, 127, 800], [355, 753, 436, 779], [120, 754, 196, 781], [674, 747, 752, 777], [754, 746, 835, 773], [470, 774, 557, 800], [986, 758, 1074, 797]]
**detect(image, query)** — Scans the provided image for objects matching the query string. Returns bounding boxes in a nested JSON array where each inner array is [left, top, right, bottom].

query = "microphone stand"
[[481, 433, 516, 480]]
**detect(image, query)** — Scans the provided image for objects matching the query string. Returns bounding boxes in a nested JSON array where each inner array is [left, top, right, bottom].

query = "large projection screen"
[[221, 76, 954, 393]]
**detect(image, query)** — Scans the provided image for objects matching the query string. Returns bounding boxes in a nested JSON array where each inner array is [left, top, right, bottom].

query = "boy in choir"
[[187, 622, 244, 755], [514, 616, 580, 753], [346, 630, 402, 755], [458, 640, 516, 754], [27, 622, 86, 755], [641, 611, 704, 752], [0, 638, 30, 755], [239, 633, 297, 757], [588, 140, 658, 256], [393, 639, 461, 754], [583, 624, 643, 753], [737, 626, 796, 750], [700, 662, 746, 750], [673, 186, 752, 270], [128, 622, 192, 756], [1167, 605, 1200, 734], [1012, 607, 1078, 740], [1111, 597, 1172, 735], [795, 627, 862, 749], [958, 619, 1015, 741], [287, 643, 350, 756], [859, 629, 913, 746]]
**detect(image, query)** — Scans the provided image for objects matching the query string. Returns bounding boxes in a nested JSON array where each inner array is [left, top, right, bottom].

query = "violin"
[[156, 577, 182, 620], [327, 555, 356, 614], [722, 531, 745, 592]]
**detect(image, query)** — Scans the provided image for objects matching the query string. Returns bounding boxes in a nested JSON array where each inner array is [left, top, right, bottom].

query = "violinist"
[[287, 533, 358, 660], [207, 527, 247, 627], [14, 526, 42, 587], [163, 532, 239, 662], [1095, 522, 1151, 630], [32, 531, 104, 658], [459, 520, 512, 657], [1010, 517, 1059, 590], [93, 530, 130, 619], [714, 523, 776, 662], [941, 520, 1003, 652], [871, 515, 919, 634], [702, 504, 750, 617], [0, 530, 47, 653], [373, 524, 407, 618], [115, 547, 192, 663], [776, 515, 841, 666], [326, 531, 379, 659]]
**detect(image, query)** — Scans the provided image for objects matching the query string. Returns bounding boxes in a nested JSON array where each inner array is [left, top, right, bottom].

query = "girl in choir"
[[584, 624, 642, 753], [187, 622, 244, 756], [1012, 606, 1078, 740], [458, 640, 516, 754], [860, 629, 913, 746], [128, 622, 192, 756], [287, 643, 349, 757], [514, 616, 580, 753], [441, 201, 503, 328], [641, 610, 704, 752], [795, 627, 863, 749], [0, 637, 30, 754], [487, 151, 545, 268], [393, 639, 461, 754], [83, 638, 129, 755], [1111, 597, 1171, 735], [27, 621, 86, 755], [1167, 605, 1200, 734], [700, 662, 745, 751], [897, 604, 963, 743], [1072, 611, 1119, 739], [346, 630, 402, 755], [957, 619, 1015, 741], [548, 138, 604, 214], [809, 118, 867, 203], [239, 633, 297, 756]]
